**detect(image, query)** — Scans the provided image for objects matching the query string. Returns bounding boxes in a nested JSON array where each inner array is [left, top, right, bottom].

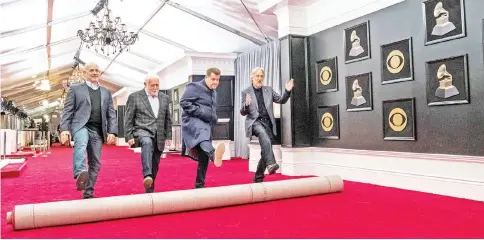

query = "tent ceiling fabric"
[[0, 0, 277, 115]]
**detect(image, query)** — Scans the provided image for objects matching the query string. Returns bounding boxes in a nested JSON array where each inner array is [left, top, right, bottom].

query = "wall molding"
[[272, 0, 406, 38], [280, 147, 484, 201]]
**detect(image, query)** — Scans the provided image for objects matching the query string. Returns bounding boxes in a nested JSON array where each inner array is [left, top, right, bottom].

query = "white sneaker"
[[213, 143, 225, 167]]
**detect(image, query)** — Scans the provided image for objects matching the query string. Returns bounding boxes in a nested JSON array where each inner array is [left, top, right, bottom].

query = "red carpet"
[[1, 145, 484, 238]]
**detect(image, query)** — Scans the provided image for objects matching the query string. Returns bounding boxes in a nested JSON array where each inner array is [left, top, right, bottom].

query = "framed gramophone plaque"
[[345, 72, 373, 112], [423, 0, 466, 45], [344, 21, 371, 64], [316, 57, 338, 93], [425, 54, 469, 106]]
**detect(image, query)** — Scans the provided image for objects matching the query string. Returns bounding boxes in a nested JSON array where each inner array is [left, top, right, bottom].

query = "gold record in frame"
[[321, 112, 334, 131], [388, 108, 407, 132], [317, 105, 339, 139], [380, 38, 414, 84], [316, 57, 338, 93], [320, 66, 332, 85], [382, 98, 416, 141], [386, 50, 405, 74]]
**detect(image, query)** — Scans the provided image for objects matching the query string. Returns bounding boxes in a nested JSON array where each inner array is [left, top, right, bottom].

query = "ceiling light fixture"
[[77, 0, 139, 56]]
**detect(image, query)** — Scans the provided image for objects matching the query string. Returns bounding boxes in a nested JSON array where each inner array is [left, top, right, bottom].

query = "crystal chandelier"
[[67, 66, 85, 86], [77, 0, 138, 56]]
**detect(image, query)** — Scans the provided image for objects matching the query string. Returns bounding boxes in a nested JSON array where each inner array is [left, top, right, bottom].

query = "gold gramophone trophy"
[[348, 30, 364, 57], [435, 64, 459, 98], [351, 79, 366, 106], [431, 2, 456, 36]]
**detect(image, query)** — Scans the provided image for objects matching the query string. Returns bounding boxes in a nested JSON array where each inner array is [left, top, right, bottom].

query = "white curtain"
[[234, 40, 282, 159]]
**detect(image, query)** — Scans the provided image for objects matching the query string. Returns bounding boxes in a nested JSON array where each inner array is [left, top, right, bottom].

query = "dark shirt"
[[86, 87, 103, 137], [253, 86, 270, 121]]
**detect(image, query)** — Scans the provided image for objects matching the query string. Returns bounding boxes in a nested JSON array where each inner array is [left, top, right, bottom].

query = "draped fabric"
[[234, 40, 282, 159]]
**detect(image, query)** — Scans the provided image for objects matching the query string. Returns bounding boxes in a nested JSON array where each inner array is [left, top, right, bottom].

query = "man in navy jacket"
[[180, 68, 225, 188]]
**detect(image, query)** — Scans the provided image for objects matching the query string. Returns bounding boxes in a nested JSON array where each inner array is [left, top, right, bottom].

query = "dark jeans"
[[140, 136, 163, 193], [252, 119, 276, 183], [194, 141, 215, 188]]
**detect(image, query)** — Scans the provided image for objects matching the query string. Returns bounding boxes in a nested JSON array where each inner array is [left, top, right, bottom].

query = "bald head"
[[144, 74, 160, 96], [83, 62, 100, 83]]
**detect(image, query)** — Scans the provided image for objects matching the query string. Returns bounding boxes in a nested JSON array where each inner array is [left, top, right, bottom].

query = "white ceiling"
[[0, 0, 278, 114]]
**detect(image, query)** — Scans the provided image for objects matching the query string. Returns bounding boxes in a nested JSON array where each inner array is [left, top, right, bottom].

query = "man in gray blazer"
[[240, 67, 294, 183], [60, 62, 118, 199], [124, 74, 172, 193]]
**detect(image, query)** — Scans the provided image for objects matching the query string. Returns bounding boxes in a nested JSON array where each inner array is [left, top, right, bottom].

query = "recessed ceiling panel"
[[116, 51, 160, 72], [52, 0, 96, 21], [78, 50, 112, 70], [105, 62, 146, 84], [50, 38, 81, 57], [51, 15, 93, 42], [170, 0, 277, 41], [127, 32, 184, 64], [0, 27, 47, 55], [0, 0, 47, 33], [50, 54, 76, 69], [108, 0, 162, 27], [144, 5, 259, 53], [1, 48, 47, 67]]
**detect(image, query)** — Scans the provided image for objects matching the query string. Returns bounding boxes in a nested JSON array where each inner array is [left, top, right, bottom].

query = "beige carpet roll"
[[6, 176, 343, 230]]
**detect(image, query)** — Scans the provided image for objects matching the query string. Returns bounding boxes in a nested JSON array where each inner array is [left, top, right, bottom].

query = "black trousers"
[[252, 119, 276, 183], [139, 136, 163, 193], [189, 141, 215, 188]]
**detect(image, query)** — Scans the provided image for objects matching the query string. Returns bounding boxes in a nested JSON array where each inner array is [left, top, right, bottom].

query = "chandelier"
[[77, 0, 138, 56], [67, 66, 85, 86]]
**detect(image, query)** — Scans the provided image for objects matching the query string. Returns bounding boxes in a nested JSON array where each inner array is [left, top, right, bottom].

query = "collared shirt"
[[145, 89, 159, 118], [86, 80, 100, 90]]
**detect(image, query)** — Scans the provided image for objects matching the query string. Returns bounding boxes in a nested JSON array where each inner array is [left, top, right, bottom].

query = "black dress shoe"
[[83, 195, 94, 199]]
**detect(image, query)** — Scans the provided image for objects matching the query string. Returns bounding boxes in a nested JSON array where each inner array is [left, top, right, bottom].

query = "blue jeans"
[[73, 127, 103, 197]]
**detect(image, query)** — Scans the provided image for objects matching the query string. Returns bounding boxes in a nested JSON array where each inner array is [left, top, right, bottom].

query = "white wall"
[[270, 0, 406, 38], [158, 56, 192, 90], [157, 53, 237, 89]]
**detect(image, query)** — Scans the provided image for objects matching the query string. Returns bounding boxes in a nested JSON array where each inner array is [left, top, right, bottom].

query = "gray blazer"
[[60, 83, 118, 140], [124, 89, 172, 151], [240, 85, 291, 138]]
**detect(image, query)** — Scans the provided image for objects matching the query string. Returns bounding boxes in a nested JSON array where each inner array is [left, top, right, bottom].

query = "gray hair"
[[144, 74, 160, 83], [250, 67, 264, 79]]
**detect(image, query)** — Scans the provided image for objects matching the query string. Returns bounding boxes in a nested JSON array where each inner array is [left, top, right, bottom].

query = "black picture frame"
[[316, 57, 338, 93], [317, 105, 340, 140], [425, 54, 469, 106], [380, 38, 414, 84], [344, 21, 371, 64], [423, 0, 466, 45], [382, 98, 416, 141], [345, 72, 373, 112]]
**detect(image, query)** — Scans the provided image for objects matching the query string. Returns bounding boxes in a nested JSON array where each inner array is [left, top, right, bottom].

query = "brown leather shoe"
[[143, 176, 153, 189], [76, 170, 88, 191]]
